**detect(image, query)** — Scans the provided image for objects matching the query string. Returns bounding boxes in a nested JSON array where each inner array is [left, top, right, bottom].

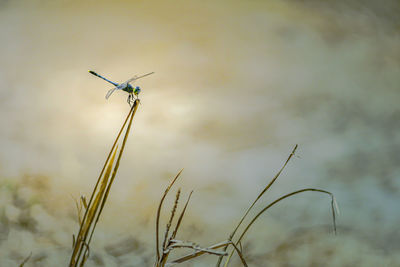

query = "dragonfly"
[[89, 70, 154, 105]]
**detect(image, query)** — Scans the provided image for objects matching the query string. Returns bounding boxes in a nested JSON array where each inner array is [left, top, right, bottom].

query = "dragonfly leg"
[[127, 94, 130, 105], [132, 94, 140, 104], [127, 93, 134, 106]]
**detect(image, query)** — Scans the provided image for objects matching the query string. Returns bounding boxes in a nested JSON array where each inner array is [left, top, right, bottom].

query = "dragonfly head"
[[134, 86, 141, 96]]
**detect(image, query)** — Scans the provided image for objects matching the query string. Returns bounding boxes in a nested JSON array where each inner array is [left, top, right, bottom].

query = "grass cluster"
[[64, 99, 338, 267], [154, 145, 338, 267], [69, 100, 140, 267]]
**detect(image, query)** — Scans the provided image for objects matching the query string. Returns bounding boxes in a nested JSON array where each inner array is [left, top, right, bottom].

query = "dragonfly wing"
[[125, 72, 155, 84], [125, 75, 138, 84], [105, 87, 119, 99]]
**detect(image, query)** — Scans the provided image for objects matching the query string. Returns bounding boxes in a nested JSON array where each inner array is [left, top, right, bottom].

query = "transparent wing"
[[125, 75, 138, 84], [105, 87, 120, 99], [125, 72, 155, 84]]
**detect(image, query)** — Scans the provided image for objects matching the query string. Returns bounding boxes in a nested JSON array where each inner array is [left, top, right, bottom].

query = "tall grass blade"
[[69, 100, 140, 266], [162, 189, 181, 251], [155, 169, 184, 263], [223, 188, 337, 266], [227, 242, 248, 267], [19, 252, 32, 267], [170, 191, 193, 240], [159, 190, 193, 266], [84, 99, 140, 255], [70, 143, 118, 266], [216, 144, 298, 266]]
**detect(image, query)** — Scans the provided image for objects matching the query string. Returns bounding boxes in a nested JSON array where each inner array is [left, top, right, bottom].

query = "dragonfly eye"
[[134, 86, 141, 95]]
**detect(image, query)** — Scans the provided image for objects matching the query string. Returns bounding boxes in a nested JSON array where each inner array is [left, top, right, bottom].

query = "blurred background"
[[0, 0, 399, 266]]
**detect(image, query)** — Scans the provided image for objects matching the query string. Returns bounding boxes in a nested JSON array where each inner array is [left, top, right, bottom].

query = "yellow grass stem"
[[69, 100, 139, 267], [86, 99, 139, 246]]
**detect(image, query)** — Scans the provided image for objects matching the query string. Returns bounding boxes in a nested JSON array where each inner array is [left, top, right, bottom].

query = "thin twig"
[[159, 191, 193, 266], [155, 169, 184, 263], [167, 240, 231, 266], [216, 144, 298, 267], [223, 188, 337, 267], [19, 252, 32, 267], [171, 191, 193, 240], [162, 189, 181, 251]]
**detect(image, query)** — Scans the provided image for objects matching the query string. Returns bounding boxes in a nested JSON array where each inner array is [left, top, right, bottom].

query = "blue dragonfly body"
[[89, 70, 154, 105]]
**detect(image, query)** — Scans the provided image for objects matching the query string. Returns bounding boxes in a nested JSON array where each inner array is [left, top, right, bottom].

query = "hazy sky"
[[0, 0, 399, 266]]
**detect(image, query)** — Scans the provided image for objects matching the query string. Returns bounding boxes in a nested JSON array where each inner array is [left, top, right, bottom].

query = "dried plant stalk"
[[159, 190, 193, 266], [69, 100, 140, 267], [216, 145, 298, 267], [223, 188, 338, 267], [166, 240, 232, 266], [155, 169, 184, 264], [162, 189, 181, 251]]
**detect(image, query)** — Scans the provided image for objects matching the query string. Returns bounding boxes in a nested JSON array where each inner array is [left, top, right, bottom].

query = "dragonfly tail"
[[89, 70, 119, 86]]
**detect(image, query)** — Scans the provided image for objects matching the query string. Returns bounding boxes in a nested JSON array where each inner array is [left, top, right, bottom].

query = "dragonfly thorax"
[[122, 84, 134, 93], [121, 84, 140, 96]]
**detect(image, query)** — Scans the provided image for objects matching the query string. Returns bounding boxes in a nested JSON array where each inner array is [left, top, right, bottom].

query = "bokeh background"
[[0, 0, 399, 266]]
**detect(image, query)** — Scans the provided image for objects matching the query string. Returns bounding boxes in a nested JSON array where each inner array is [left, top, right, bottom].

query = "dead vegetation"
[[69, 100, 140, 267], [66, 100, 338, 267], [154, 146, 338, 267]]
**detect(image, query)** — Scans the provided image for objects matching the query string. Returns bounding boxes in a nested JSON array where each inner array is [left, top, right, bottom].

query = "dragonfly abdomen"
[[89, 70, 119, 87]]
